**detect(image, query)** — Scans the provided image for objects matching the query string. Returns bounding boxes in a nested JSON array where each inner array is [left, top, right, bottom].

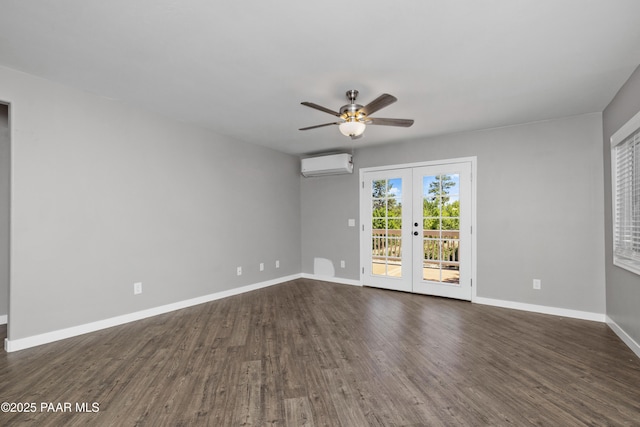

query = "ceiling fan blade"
[[360, 94, 397, 116], [299, 122, 340, 131], [367, 118, 414, 127], [301, 102, 342, 117]]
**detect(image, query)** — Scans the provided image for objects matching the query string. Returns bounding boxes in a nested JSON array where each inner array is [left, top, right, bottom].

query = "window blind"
[[614, 129, 640, 267]]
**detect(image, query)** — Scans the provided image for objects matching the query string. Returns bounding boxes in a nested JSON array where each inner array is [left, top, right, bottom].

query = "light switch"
[[348, 219, 355, 227]]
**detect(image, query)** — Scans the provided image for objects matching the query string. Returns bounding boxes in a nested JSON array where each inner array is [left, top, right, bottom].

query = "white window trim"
[[611, 109, 640, 276]]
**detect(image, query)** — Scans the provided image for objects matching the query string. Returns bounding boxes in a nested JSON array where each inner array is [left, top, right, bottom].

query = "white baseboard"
[[606, 316, 640, 359], [4, 274, 302, 353], [301, 273, 362, 287], [7, 276, 628, 355], [473, 296, 606, 322], [300, 278, 607, 322], [0, 314, 6, 325]]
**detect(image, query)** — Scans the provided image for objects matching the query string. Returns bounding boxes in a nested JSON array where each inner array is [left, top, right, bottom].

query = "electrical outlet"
[[260, 263, 264, 271], [275, 260, 280, 268], [134, 282, 142, 295], [533, 279, 541, 290], [340, 260, 346, 268], [237, 267, 242, 276]]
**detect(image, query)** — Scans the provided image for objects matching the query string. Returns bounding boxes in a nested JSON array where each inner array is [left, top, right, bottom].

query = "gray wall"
[[0, 65, 301, 340], [0, 104, 8, 319], [301, 173, 361, 279], [301, 113, 606, 314], [603, 64, 640, 343]]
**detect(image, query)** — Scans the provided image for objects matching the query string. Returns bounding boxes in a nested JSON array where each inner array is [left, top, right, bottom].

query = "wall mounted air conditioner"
[[301, 153, 353, 177]]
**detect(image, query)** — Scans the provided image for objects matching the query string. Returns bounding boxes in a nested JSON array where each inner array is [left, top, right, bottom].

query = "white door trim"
[[359, 157, 477, 301]]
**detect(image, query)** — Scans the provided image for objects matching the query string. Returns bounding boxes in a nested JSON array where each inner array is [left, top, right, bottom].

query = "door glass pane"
[[442, 218, 459, 230], [423, 239, 440, 260], [442, 195, 460, 217], [388, 178, 403, 197], [371, 177, 403, 278], [372, 179, 387, 197], [372, 260, 386, 276], [388, 199, 402, 217], [421, 174, 460, 285], [423, 262, 440, 282], [442, 239, 459, 262], [423, 218, 439, 232], [441, 262, 460, 283]]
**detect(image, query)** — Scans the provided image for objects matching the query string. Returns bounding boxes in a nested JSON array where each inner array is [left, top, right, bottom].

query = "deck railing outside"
[[372, 229, 460, 267]]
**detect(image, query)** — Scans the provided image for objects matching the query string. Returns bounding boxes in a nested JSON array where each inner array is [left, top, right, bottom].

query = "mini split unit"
[[301, 153, 353, 177]]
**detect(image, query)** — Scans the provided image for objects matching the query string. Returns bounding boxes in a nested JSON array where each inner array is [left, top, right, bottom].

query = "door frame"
[[359, 156, 478, 301]]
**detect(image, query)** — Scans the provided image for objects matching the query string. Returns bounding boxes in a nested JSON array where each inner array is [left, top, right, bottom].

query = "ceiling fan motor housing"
[[340, 103, 365, 122], [340, 89, 365, 122]]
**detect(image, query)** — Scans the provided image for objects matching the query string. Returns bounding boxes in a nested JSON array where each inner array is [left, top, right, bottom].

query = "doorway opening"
[[359, 158, 477, 301]]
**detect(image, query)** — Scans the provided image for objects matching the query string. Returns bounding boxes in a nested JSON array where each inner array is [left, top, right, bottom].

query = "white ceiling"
[[1, 1, 640, 156]]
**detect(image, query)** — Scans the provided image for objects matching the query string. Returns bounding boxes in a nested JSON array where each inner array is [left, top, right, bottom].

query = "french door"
[[360, 161, 473, 300]]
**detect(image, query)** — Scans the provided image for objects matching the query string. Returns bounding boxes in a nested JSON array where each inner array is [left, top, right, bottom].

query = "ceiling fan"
[[299, 90, 414, 140]]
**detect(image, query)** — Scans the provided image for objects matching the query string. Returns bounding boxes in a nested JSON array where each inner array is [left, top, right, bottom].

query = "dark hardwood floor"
[[1, 278, 639, 426]]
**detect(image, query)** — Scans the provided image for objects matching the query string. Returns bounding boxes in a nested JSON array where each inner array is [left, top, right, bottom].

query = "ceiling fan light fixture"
[[339, 120, 366, 137]]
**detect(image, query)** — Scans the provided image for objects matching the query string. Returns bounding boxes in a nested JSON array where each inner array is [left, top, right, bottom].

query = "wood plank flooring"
[[1, 278, 639, 426]]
